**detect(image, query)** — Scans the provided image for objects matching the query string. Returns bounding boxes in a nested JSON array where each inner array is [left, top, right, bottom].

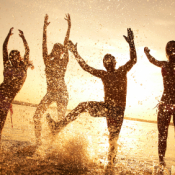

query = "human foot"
[[46, 113, 58, 134], [46, 113, 67, 134]]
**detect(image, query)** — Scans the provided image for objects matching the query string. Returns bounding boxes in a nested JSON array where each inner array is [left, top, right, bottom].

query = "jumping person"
[[144, 41, 175, 167], [0, 27, 34, 144], [33, 14, 71, 145], [46, 28, 137, 169]]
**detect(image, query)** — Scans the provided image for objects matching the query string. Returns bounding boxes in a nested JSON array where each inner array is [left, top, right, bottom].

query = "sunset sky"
[[0, 0, 175, 121]]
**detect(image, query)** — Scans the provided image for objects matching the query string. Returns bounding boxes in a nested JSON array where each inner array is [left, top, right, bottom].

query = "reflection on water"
[[1, 104, 175, 174]]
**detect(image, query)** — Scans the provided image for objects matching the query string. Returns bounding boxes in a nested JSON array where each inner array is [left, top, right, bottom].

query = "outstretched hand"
[[8, 27, 14, 36], [44, 14, 50, 27], [68, 40, 77, 53], [123, 28, 134, 48], [144, 47, 150, 54], [64, 13, 71, 26], [18, 29, 24, 38]]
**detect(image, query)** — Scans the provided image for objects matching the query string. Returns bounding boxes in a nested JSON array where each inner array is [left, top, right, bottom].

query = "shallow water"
[[1, 104, 175, 174]]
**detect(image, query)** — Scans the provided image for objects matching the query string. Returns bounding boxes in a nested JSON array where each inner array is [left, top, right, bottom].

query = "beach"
[[1, 104, 175, 174]]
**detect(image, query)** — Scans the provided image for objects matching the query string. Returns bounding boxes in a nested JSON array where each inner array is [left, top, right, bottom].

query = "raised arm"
[[18, 30, 29, 63], [144, 47, 166, 67], [18, 30, 34, 69], [64, 14, 71, 48], [122, 28, 137, 71], [43, 14, 50, 64], [3, 27, 13, 68], [68, 40, 105, 78]]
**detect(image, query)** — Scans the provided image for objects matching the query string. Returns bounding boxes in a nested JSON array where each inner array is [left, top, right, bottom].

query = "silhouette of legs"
[[106, 106, 124, 168], [33, 93, 52, 145], [46, 93, 68, 135], [0, 94, 11, 143], [66, 101, 106, 119], [0, 109, 8, 143], [157, 104, 171, 166], [47, 101, 125, 169], [34, 90, 68, 144], [56, 91, 68, 120], [46, 101, 107, 133]]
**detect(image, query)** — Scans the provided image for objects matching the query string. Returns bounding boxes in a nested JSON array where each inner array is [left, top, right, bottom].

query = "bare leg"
[[56, 91, 69, 120], [157, 105, 171, 166], [106, 106, 124, 168], [46, 93, 68, 135], [46, 101, 89, 133], [108, 132, 119, 167], [0, 109, 8, 144], [46, 101, 106, 133], [33, 93, 52, 145]]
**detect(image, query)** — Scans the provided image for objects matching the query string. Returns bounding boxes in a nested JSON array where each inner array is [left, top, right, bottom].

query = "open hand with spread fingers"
[[123, 28, 135, 48], [64, 13, 71, 26], [18, 29, 24, 38]]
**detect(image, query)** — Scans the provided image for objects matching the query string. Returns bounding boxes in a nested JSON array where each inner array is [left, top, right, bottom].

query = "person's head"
[[9, 50, 22, 67], [166, 41, 175, 62], [50, 43, 64, 57], [103, 54, 116, 72]]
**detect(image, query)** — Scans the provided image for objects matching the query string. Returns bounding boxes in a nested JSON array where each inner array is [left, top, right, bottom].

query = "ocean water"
[[1, 104, 175, 174]]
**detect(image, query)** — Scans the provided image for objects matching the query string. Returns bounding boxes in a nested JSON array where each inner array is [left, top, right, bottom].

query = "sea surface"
[[1, 104, 175, 174]]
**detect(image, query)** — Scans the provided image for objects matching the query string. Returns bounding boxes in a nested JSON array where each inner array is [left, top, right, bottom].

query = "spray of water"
[[0, 134, 104, 174]]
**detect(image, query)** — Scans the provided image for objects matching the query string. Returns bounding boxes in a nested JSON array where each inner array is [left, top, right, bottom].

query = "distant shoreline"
[[12, 100, 174, 126], [13, 100, 38, 107]]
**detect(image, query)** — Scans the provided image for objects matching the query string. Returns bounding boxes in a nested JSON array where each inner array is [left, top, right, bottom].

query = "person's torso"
[[0, 65, 27, 100], [101, 68, 127, 107], [161, 63, 175, 104], [45, 54, 68, 92]]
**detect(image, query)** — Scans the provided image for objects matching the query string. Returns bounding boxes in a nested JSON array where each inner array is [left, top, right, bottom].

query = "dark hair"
[[166, 40, 175, 59], [50, 43, 64, 57], [103, 54, 116, 64], [9, 50, 20, 59], [52, 43, 64, 52]]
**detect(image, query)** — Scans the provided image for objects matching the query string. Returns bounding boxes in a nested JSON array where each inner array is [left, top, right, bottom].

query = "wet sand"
[[1, 104, 175, 174]]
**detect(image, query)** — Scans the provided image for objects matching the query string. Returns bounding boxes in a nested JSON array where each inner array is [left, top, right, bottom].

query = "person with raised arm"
[[46, 28, 137, 170], [0, 28, 34, 144], [33, 14, 71, 145], [144, 41, 175, 167]]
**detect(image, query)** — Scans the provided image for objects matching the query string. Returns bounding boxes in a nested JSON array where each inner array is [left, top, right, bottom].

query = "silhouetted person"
[[33, 14, 71, 145], [47, 28, 137, 170], [0, 28, 34, 144], [144, 42, 175, 167]]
